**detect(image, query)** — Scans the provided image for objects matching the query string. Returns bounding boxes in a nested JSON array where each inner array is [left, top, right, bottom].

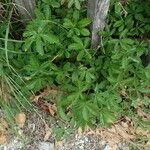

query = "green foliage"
[[60, 0, 85, 10], [53, 121, 73, 140], [0, 2, 33, 125], [24, 19, 59, 55], [0, 0, 150, 130]]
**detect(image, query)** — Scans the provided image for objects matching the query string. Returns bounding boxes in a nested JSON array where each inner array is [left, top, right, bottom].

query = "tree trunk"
[[14, 0, 35, 21], [88, 0, 110, 48]]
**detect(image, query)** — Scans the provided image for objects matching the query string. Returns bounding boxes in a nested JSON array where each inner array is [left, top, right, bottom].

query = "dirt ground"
[[0, 87, 150, 150], [0, 111, 129, 150]]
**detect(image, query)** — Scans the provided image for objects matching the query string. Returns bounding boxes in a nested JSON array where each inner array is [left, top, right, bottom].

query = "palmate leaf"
[[80, 101, 99, 121], [72, 36, 83, 45], [143, 96, 150, 106], [69, 37, 84, 50], [86, 102, 99, 116], [42, 34, 59, 44], [73, 10, 80, 21], [75, 0, 80, 10], [58, 106, 70, 121], [80, 28, 90, 36], [63, 0, 84, 10], [121, 38, 134, 45], [24, 37, 35, 51], [23, 30, 37, 37], [68, 0, 74, 8], [100, 111, 117, 125], [82, 106, 89, 121], [78, 18, 91, 28], [63, 19, 74, 29], [43, 4, 51, 19], [85, 71, 95, 83], [144, 68, 150, 80], [77, 50, 84, 61], [36, 36, 44, 55], [72, 71, 78, 82], [83, 37, 90, 47], [114, 2, 122, 17], [114, 20, 124, 28], [74, 28, 80, 36], [138, 88, 150, 94], [68, 43, 83, 50], [27, 77, 46, 91], [60, 0, 65, 5]]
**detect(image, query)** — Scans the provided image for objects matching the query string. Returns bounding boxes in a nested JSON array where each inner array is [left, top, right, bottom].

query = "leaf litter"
[[0, 118, 8, 145], [30, 87, 150, 149], [0, 86, 150, 149], [15, 112, 26, 128]]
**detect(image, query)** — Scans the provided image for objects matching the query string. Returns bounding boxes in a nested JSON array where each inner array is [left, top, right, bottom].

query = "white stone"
[[38, 142, 54, 150], [104, 145, 111, 150]]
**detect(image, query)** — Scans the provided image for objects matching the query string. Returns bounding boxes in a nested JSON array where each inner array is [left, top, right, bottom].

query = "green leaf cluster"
[[0, 0, 150, 129]]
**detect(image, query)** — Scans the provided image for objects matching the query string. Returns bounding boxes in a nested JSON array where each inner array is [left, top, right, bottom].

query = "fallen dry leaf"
[[113, 124, 135, 140], [0, 119, 8, 129], [119, 88, 128, 97], [0, 134, 7, 145], [30, 94, 41, 103], [99, 128, 121, 148], [15, 112, 26, 128], [137, 108, 150, 121], [30, 86, 60, 103], [44, 124, 51, 141], [0, 118, 8, 134], [55, 141, 63, 149], [84, 116, 136, 148], [44, 87, 59, 95], [30, 87, 59, 116], [145, 140, 150, 150], [110, 144, 118, 150], [144, 93, 150, 97], [121, 122, 129, 128], [47, 103, 57, 116], [34, 99, 57, 116], [135, 127, 150, 138], [77, 127, 83, 136]]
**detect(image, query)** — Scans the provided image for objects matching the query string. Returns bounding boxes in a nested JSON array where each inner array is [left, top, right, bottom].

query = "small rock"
[[101, 140, 106, 146], [3, 138, 24, 150], [38, 142, 54, 150], [78, 145, 84, 149], [84, 137, 88, 142], [104, 145, 111, 150]]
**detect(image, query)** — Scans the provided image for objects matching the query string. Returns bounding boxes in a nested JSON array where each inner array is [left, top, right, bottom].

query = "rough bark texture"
[[88, 0, 110, 48], [14, 0, 35, 21]]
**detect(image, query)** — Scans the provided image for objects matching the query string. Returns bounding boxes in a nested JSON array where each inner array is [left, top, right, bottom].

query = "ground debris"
[[44, 124, 52, 141], [38, 142, 54, 150], [30, 86, 60, 103], [15, 112, 26, 128], [0, 118, 8, 145]]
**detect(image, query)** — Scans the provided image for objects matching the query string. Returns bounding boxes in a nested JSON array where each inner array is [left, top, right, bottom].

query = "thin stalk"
[[4, 8, 13, 68]]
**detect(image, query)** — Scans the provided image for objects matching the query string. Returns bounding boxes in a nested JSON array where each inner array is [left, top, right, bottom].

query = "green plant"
[[60, 0, 85, 10], [0, 0, 150, 131], [53, 121, 73, 140], [0, 2, 33, 126]]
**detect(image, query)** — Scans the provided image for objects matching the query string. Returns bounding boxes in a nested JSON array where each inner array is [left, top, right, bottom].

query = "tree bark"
[[14, 0, 35, 21], [88, 0, 110, 48]]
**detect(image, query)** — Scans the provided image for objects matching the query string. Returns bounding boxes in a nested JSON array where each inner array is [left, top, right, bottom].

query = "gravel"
[[38, 142, 54, 150], [0, 111, 129, 150]]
